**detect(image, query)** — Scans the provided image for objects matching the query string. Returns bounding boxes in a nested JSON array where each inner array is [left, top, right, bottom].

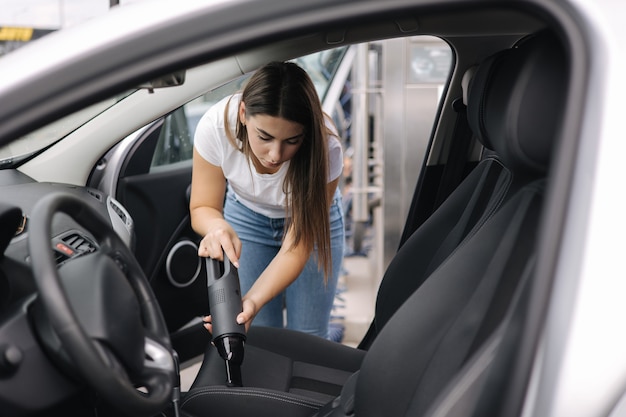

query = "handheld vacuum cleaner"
[[206, 255, 246, 387]]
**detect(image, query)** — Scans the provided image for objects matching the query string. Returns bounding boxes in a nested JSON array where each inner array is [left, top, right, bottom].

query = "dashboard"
[[0, 168, 142, 413], [0, 169, 134, 313]]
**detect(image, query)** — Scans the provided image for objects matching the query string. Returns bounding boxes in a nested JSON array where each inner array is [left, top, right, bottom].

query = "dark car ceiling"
[[237, 6, 545, 73]]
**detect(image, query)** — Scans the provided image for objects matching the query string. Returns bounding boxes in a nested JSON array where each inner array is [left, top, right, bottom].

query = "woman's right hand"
[[203, 297, 257, 335], [198, 218, 241, 267]]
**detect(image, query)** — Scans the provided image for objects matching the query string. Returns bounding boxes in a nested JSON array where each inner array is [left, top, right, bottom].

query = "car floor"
[[178, 253, 379, 391]]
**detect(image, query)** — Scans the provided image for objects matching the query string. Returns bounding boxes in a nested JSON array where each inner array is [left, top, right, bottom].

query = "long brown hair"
[[224, 61, 333, 280]]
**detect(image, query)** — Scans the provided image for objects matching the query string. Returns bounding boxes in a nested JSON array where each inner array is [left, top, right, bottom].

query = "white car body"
[[0, 1, 624, 416]]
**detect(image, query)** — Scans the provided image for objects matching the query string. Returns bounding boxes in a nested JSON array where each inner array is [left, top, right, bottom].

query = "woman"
[[190, 61, 344, 339]]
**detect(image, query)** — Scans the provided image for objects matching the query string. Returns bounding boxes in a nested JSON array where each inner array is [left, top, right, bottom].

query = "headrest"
[[467, 30, 568, 176], [461, 65, 477, 106]]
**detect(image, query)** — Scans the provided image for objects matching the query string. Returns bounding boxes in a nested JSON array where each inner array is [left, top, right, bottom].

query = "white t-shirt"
[[194, 93, 343, 218]]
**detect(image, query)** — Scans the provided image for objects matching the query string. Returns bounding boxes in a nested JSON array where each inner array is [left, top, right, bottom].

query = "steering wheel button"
[[0, 345, 23, 375]]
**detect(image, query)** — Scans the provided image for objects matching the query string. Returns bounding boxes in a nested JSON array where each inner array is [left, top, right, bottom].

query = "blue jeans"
[[224, 190, 344, 339]]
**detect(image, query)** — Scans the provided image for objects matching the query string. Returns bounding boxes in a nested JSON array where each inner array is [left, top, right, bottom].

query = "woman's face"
[[240, 102, 304, 174]]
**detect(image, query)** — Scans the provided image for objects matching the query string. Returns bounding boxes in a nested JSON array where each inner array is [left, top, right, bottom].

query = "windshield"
[[0, 47, 348, 170], [0, 90, 134, 168]]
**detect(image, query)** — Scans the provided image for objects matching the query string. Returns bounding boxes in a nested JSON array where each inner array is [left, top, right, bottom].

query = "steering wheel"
[[28, 192, 175, 416]]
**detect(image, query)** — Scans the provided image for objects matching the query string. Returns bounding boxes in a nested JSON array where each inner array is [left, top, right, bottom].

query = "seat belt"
[[397, 96, 476, 248], [434, 97, 476, 209]]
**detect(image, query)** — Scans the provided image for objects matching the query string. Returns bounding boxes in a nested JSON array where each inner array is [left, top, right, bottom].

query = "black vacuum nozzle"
[[206, 255, 246, 387]]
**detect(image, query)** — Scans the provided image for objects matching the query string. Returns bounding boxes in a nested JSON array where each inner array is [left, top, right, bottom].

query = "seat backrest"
[[368, 40, 529, 345], [353, 29, 567, 417]]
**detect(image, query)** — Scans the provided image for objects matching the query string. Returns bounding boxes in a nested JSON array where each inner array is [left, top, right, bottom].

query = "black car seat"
[[180, 29, 567, 417]]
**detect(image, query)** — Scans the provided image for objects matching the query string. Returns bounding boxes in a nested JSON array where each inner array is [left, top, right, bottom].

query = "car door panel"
[[96, 109, 211, 362]]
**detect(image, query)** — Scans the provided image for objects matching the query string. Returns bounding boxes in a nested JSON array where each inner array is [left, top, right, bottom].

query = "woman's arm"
[[236, 177, 340, 329], [189, 147, 242, 266]]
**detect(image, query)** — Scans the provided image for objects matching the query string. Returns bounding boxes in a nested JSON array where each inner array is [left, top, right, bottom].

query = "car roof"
[[0, 0, 546, 146]]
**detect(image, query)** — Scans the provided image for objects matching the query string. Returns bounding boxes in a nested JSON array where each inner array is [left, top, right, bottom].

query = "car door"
[[89, 103, 208, 362]]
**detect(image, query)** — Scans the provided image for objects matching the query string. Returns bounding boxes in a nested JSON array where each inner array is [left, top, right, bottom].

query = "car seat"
[[180, 29, 567, 417]]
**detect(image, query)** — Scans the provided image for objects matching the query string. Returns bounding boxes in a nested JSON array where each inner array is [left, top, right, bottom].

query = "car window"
[[292, 47, 349, 101], [150, 75, 249, 168], [148, 37, 453, 262], [149, 47, 350, 170], [147, 37, 453, 260], [0, 91, 135, 168]]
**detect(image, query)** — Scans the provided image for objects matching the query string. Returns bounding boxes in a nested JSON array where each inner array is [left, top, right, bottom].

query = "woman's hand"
[[203, 298, 258, 334], [197, 218, 241, 267]]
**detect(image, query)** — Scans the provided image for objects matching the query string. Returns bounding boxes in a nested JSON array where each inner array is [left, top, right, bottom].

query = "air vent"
[[62, 233, 96, 254], [52, 231, 97, 265], [54, 251, 69, 264]]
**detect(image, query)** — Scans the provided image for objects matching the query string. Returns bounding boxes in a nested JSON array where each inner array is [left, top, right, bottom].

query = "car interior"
[[0, 2, 578, 417], [180, 28, 567, 417]]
